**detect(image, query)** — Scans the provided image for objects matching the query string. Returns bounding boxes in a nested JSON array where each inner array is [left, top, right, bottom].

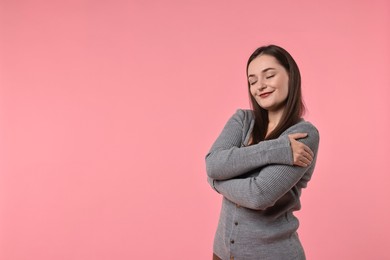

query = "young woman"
[[206, 45, 319, 260]]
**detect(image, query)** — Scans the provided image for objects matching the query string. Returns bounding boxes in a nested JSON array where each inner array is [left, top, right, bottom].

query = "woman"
[[206, 45, 319, 260]]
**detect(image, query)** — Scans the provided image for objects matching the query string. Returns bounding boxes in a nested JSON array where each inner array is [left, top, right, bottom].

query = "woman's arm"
[[206, 109, 296, 180], [212, 122, 319, 210]]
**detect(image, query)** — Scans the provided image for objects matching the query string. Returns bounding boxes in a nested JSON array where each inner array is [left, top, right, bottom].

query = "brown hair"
[[246, 45, 306, 143]]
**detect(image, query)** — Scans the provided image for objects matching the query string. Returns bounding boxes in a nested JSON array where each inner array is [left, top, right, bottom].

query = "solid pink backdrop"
[[1, 0, 389, 259]]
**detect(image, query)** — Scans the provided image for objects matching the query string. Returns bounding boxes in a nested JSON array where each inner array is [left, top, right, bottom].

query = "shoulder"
[[231, 109, 254, 123], [288, 120, 319, 132], [283, 120, 320, 142]]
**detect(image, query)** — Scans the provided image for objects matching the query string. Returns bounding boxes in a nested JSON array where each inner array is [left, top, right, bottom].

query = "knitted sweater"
[[206, 109, 319, 260]]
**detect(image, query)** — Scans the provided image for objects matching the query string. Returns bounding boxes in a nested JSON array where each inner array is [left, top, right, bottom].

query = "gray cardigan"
[[206, 109, 319, 260]]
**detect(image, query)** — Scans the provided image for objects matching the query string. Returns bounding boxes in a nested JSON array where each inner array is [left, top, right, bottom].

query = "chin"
[[259, 103, 282, 111], [258, 103, 274, 110]]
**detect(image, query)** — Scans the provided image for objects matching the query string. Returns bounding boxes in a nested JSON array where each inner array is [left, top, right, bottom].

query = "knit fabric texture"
[[206, 109, 320, 260]]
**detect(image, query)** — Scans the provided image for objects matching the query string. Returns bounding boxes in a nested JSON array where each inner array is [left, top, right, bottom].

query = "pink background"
[[1, 0, 389, 259]]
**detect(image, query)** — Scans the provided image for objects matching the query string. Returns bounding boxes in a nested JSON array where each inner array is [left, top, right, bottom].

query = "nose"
[[257, 82, 267, 92]]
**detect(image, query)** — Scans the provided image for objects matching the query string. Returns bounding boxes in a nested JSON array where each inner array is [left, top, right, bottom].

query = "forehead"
[[247, 54, 282, 74]]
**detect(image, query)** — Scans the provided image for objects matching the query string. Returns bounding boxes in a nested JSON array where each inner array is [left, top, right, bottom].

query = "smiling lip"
[[259, 91, 274, 98]]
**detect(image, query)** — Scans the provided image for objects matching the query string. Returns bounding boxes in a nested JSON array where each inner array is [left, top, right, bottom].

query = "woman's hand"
[[288, 133, 314, 167]]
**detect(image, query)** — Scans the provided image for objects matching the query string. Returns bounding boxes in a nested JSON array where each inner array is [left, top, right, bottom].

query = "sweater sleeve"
[[213, 122, 319, 210], [205, 109, 293, 180]]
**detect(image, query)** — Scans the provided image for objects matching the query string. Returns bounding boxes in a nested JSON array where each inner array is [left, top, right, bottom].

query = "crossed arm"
[[205, 110, 319, 210]]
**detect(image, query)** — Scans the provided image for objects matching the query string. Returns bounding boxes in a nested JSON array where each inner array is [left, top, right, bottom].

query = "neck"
[[267, 108, 285, 134]]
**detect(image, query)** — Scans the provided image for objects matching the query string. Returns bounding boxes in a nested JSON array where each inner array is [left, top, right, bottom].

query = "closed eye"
[[266, 75, 275, 79], [249, 81, 257, 85]]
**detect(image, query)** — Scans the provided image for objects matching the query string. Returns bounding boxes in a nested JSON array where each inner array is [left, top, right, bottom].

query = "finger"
[[293, 154, 310, 166], [299, 156, 312, 165], [304, 147, 314, 157], [289, 133, 308, 140], [298, 158, 310, 167], [295, 160, 308, 168], [300, 143, 314, 157], [302, 150, 313, 162]]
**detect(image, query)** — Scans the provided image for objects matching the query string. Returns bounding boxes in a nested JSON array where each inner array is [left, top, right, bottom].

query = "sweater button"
[[234, 222, 238, 226], [230, 239, 235, 244]]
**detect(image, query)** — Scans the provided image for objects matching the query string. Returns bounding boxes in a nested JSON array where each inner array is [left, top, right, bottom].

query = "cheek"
[[277, 76, 289, 96], [249, 86, 256, 96], [277, 80, 289, 98], [282, 85, 289, 97]]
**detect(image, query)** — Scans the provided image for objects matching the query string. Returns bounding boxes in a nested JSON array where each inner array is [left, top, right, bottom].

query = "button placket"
[[229, 202, 240, 256]]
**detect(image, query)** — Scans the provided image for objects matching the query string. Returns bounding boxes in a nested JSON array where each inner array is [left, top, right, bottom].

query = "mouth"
[[259, 91, 274, 98]]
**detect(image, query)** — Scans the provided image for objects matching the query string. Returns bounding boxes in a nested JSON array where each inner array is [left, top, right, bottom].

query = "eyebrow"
[[248, 67, 276, 78]]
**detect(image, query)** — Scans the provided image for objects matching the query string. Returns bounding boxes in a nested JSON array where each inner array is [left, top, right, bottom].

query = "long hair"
[[246, 45, 306, 143]]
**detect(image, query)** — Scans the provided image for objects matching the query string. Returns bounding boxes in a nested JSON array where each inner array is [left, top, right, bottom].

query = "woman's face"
[[248, 54, 289, 112]]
